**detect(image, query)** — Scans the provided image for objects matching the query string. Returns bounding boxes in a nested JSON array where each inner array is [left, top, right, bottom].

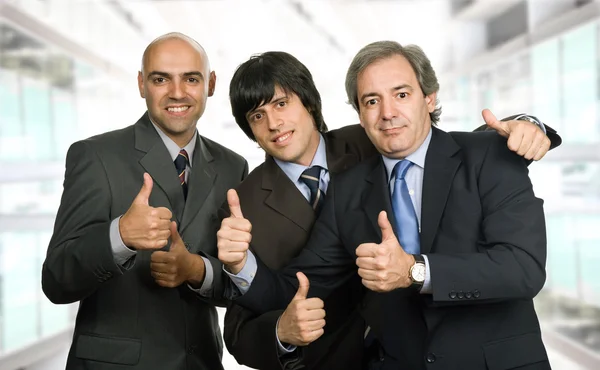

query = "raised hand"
[[217, 189, 252, 274], [482, 109, 550, 161], [119, 173, 173, 250], [355, 211, 414, 292], [277, 272, 326, 346], [151, 221, 204, 288]]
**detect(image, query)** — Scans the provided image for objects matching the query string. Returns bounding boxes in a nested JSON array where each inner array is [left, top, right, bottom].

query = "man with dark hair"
[[218, 50, 559, 370]]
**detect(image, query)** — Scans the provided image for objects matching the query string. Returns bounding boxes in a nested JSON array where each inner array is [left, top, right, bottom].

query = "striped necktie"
[[299, 166, 324, 213], [174, 149, 188, 200]]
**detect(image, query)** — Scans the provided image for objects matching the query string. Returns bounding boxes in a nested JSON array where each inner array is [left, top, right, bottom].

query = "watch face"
[[412, 264, 426, 283]]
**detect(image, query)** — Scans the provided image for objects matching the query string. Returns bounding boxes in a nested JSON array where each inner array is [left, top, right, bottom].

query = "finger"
[[302, 328, 324, 344], [133, 173, 153, 205], [533, 138, 551, 161], [517, 133, 534, 156], [219, 228, 252, 243], [358, 268, 381, 282], [169, 221, 185, 250], [524, 136, 543, 160], [150, 251, 169, 263], [482, 109, 509, 137], [355, 243, 378, 258], [355, 256, 377, 270], [302, 319, 326, 332], [219, 241, 250, 253], [294, 272, 310, 300], [155, 207, 173, 220], [148, 228, 171, 242], [151, 219, 172, 232], [227, 189, 244, 218], [378, 211, 395, 242], [150, 262, 175, 273], [222, 218, 253, 233], [506, 129, 524, 153]]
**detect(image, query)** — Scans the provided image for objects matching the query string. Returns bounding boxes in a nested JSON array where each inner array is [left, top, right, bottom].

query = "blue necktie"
[[299, 166, 324, 213], [391, 160, 420, 254]]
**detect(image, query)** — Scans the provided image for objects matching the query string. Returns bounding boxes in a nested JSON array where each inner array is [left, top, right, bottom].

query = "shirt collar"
[[382, 127, 432, 183], [274, 134, 328, 182], [150, 118, 197, 167]]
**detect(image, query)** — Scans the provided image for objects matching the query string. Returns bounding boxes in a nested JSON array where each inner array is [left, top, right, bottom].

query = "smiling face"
[[246, 86, 320, 166], [357, 54, 436, 159], [138, 37, 216, 147]]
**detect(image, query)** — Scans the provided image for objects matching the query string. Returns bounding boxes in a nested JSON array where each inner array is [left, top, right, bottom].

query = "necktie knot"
[[300, 166, 324, 212], [393, 160, 413, 181]]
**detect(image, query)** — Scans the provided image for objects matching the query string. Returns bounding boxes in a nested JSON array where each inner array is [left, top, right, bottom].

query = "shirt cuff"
[[110, 216, 136, 267], [276, 315, 297, 354], [420, 254, 432, 294], [223, 251, 257, 295], [187, 256, 214, 296]]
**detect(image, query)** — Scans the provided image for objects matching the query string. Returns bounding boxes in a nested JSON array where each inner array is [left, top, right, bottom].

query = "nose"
[[169, 80, 186, 100], [381, 98, 397, 121], [266, 113, 283, 130]]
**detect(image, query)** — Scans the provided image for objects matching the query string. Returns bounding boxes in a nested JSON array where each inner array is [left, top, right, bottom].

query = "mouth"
[[272, 131, 293, 145], [165, 105, 191, 116]]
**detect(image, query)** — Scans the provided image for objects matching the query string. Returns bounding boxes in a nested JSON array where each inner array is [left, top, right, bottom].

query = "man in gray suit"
[[42, 32, 247, 370]]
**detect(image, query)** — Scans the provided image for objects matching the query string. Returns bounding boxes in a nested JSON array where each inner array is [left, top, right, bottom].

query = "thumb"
[[133, 173, 153, 205], [227, 189, 244, 218], [482, 109, 509, 137], [293, 272, 309, 300], [378, 211, 395, 242], [169, 221, 184, 250]]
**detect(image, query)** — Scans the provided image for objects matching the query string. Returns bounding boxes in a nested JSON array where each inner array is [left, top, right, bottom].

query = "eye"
[[365, 99, 377, 106], [277, 101, 286, 107], [397, 92, 408, 99], [252, 113, 263, 122], [153, 77, 165, 84], [187, 77, 198, 83]]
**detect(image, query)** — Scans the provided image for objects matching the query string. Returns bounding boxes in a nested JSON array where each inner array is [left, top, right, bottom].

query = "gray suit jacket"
[[42, 113, 248, 370]]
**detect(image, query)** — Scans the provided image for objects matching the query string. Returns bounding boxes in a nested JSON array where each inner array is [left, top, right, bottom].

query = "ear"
[[425, 91, 437, 113], [137, 71, 145, 98], [208, 71, 216, 97]]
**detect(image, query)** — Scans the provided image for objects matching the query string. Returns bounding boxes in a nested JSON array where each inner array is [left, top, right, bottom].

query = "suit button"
[[426, 353, 437, 363], [457, 291, 464, 299], [465, 291, 473, 299], [449, 291, 457, 299], [473, 290, 480, 298]]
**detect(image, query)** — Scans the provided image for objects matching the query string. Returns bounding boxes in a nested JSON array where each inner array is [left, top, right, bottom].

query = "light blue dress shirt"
[[109, 121, 214, 296]]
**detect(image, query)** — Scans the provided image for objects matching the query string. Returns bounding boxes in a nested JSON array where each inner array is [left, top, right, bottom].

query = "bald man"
[[42, 32, 248, 370]]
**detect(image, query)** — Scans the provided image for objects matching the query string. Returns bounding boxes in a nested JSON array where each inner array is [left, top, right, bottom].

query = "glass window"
[[0, 69, 23, 161]]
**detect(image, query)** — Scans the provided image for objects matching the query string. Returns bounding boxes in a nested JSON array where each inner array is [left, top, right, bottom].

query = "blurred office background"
[[0, 0, 598, 369]]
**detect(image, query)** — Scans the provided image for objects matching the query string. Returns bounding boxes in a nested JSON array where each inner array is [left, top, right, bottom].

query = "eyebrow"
[[147, 71, 205, 80], [360, 84, 413, 102], [246, 94, 288, 119]]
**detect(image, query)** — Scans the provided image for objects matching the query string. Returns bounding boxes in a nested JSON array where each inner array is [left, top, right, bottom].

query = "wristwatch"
[[514, 114, 546, 134], [409, 254, 426, 290]]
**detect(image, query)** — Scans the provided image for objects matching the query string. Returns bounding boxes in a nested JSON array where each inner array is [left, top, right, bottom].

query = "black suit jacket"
[[223, 125, 378, 370], [42, 113, 248, 370], [234, 127, 550, 370]]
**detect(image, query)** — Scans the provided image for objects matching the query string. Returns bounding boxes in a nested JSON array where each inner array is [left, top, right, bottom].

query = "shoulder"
[[68, 124, 135, 158], [325, 124, 378, 157]]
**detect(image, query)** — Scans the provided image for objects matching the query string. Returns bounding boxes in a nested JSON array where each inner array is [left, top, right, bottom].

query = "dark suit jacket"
[[223, 125, 378, 370], [42, 113, 248, 370], [234, 127, 550, 370]]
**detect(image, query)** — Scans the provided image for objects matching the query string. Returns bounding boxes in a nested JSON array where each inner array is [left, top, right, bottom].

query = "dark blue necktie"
[[174, 149, 188, 200], [391, 160, 420, 254], [299, 166, 324, 213]]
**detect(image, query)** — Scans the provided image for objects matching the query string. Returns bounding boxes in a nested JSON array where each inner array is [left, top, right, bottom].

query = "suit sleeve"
[[474, 114, 562, 150], [42, 141, 124, 304], [426, 135, 547, 305], [233, 181, 356, 314]]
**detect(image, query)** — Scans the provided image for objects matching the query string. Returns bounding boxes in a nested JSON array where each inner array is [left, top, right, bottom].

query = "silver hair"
[[345, 41, 441, 125]]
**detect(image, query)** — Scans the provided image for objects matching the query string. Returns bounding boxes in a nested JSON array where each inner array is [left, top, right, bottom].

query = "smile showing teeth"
[[167, 106, 189, 113], [276, 132, 292, 142]]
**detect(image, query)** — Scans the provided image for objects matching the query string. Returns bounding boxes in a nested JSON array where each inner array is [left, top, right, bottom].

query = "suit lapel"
[[420, 127, 461, 254], [362, 157, 395, 239], [262, 157, 314, 232], [180, 136, 216, 234], [136, 113, 185, 223]]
